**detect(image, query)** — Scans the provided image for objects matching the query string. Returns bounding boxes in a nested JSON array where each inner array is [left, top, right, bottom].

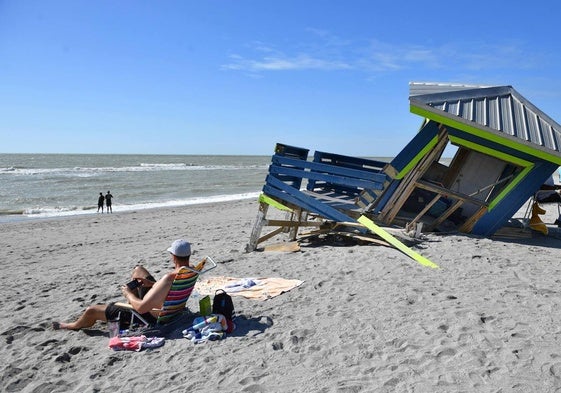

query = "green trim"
[[448, 135, 532, 167], [411, 105, 561, 165], [488, 164, 533, 210], [447, 135, 534, 211], [395, 136, 439, 179], [259, 193, 293, 212], [358, 215, 438, 268]]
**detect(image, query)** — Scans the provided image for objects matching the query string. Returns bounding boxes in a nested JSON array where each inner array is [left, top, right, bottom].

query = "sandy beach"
[[3, 198, 561, 392]]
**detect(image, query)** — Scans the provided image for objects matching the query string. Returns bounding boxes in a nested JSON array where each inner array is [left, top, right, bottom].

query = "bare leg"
[[132, 265, 152, 279], [132, 265, 154, 298], [53, 304, 108, 330]]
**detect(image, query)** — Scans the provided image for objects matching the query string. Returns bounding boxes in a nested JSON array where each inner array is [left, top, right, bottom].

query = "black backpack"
[[212, 289, 235, 321]]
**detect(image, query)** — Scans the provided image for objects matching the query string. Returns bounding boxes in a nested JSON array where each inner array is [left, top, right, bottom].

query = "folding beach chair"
[[115, 256, 217, 331]]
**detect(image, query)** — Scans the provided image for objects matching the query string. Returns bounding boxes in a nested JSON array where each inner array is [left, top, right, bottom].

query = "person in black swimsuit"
[[97, 192, 105, 213], [105, 191, 113, 213]]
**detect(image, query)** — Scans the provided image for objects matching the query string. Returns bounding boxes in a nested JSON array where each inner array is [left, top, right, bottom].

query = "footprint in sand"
[[435, 347, 457, 359], [239, 374, 268, 392], [1, 324, 45, 344], [541, 362, 561, 377], [288, 328, 315, 352], [271, 341, 283, 350]]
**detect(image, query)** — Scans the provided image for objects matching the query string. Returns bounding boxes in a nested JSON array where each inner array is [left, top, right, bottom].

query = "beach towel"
[[194, 276, 304, 301], [108, 335, 165, 351]]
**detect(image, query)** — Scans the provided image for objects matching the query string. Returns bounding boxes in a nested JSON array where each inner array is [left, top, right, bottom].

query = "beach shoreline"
[[3, 198, 561, 392], [0, 192, 261, 224]]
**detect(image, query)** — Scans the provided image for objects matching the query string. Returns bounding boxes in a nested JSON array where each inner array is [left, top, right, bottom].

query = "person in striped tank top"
[[53, 239, 196, 331]]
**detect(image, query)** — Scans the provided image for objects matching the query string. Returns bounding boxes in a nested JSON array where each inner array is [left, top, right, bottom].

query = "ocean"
[[0, 154, 272, 223]]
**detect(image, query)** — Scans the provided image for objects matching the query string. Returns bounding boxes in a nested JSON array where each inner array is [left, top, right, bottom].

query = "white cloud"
[[222, 32, 537, 76], [222, 53, 352, 71]]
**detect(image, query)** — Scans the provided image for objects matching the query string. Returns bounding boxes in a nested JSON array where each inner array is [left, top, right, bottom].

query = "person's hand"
[[134, 277, 155, 288], [121, 285, 134, 300]]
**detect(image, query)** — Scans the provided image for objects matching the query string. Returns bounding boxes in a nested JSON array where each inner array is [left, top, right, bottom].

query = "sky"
[[1, 1, 561, 156]]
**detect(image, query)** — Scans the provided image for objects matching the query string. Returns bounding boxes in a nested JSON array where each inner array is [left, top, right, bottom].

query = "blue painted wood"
[[271, 155, 387, 183], [263, 142, 394, 225], [313, 151, 387, 171], [263, 184, 322, 215], [263, 185, 356, 211], [390, 121, 439, 173], [271, 144, 310, 190], [269, 153, 387, 203], [263, 176, 357, 223], [309, 151, 387, 192], [446, 127, 548, 163], [269, 166, 383, 191], [472, 161, 559, 235], [368, 181, 400, 213]]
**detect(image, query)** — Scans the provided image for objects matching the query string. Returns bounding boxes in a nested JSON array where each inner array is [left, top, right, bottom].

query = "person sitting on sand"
[[53, 239, 193, 331]]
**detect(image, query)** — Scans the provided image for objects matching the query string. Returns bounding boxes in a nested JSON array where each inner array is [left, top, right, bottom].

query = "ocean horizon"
[[0, 152, 402, 224], [0, 153, 273, 223]]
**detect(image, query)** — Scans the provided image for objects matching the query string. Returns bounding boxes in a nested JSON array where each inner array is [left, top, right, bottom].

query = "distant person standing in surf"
[[105, 191, 113, 213], [97, 192, 105, 213]]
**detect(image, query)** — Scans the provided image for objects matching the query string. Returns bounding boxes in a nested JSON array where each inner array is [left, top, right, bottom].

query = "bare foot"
[[52, 321, 72, 330]]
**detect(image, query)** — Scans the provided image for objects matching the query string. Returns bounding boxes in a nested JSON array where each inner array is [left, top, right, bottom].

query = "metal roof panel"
[[409, 82, 561, 156]]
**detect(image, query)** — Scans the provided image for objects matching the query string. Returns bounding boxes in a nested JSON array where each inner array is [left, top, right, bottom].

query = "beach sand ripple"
[[2, 199, 561, 392]]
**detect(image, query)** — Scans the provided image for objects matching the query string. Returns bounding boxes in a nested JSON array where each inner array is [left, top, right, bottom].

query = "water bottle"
[[191, 315, 218, 330], [107, 312, 120, 338]]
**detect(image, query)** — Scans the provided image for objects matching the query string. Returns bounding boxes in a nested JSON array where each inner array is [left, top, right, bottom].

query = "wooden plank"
[[264, 219, 322, 228], [301, 190, 357, 206], [427, 199, 464, 231], [259, 193, 293, 212], [264, 176, 357, 223], [492, 227, 532, 239], [272, 155, 387, 183], [405, 194, 441, 231], [358, 215, 439, 269], [246, 201, 270, 252], [384, 164, 398, 179], [458, 206, 488, 233], [289, 208, 303, 240], [379, 128, 449, 224], [359, 189, 377, 203], [275, 143, 309, 159], [297, 228, 391, 248], [270, 165, 383, 190], [442, 147, 469, 187], [257, 227, 285, 244], [298, 228, 335, 238], [313, 150, 388, 170], [264, 241, 301, 252], [415, 180, 486, 207], [334, 233, 391, 247]]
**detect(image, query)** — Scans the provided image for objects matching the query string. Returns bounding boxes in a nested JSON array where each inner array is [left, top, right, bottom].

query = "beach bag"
[[212, 289, 235, 332]]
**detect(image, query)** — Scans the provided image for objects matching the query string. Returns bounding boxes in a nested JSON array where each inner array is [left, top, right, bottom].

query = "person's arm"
[[133, 276, 156, 288], [121, 273, 175, 314]]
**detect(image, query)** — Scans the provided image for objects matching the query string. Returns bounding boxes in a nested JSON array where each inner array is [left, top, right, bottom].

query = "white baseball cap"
[[167, 239, 191, 257]]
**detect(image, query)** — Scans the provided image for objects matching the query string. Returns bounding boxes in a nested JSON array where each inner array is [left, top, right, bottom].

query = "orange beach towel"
[[195, 277, 304, 301]]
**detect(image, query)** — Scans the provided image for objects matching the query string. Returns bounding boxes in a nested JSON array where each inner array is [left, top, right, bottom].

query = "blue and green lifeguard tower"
[[247, 82, 561, 253]]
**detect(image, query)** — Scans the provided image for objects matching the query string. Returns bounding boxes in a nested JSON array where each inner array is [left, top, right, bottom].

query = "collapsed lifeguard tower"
[[247, 82, 561, 253]]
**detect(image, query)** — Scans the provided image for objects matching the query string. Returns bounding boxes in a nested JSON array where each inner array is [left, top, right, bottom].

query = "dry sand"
[[2, 198, 561, 392]]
